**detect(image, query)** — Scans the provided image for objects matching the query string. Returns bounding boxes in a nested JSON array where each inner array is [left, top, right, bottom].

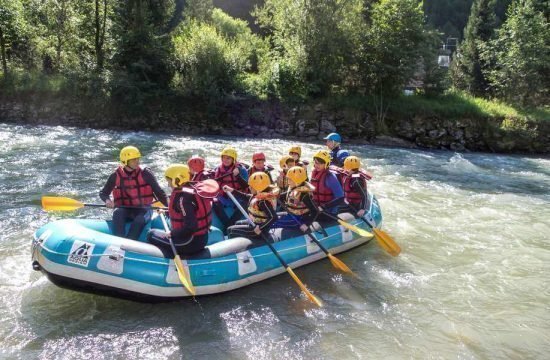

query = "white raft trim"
[[36, 236, 372, 298]]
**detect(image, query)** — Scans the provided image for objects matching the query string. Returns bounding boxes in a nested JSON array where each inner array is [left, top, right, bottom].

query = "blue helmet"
[[324, 132, 341, 143]]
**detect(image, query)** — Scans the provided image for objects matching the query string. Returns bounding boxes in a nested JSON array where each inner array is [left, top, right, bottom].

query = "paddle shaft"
[[88, 203, 166, 210]]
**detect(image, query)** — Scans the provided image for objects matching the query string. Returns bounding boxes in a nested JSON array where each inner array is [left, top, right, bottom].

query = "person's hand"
[[300, 224, 308, 233], [165, 231, 172, 239], [223, 185, 234, 193], [318, 206, 324, 212], [105, 199, 114, 209], [253, 225, 261, 235], [233, 168, 240, 176], [357, 209, 366, 217]]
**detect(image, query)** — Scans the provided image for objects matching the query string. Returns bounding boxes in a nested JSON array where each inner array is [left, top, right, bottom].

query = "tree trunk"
[[0, 26, 8, 75]]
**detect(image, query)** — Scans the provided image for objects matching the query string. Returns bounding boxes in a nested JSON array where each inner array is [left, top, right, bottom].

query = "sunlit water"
[[0, 123, 548, 359]]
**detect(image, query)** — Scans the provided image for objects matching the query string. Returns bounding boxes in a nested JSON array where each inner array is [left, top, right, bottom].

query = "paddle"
[[318, 209, 374, 238], [347, 203, 400, 257], [281, 204, 355, 276], [159, 212, 196, 296], [226, 191, 322, 307], [41, 196, 167, 212]]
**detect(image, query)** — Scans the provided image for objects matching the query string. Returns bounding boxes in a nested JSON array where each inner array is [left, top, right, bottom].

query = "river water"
[[0, 123, 548, 359]]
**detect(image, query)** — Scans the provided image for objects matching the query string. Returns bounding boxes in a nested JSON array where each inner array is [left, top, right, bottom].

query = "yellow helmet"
[[343, 156, 361, 171], [165, 164, 190, 187], [313, 150, 331, 168], [248, 172, 271, 192], [288, 146, 302, 156], [221, 147, 237, 162], [286, 166, 307, 185], [120, 146, 141, 165], [279, 155, 294, 169]]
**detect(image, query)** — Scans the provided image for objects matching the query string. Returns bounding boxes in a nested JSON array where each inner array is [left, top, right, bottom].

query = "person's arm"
[[99, 172, 117, 202], [171, 193, 197, 239], [300, 192, 319, 226], [322, 173, 345, 209], [258, 200, 278, 230], [143, 168, 168, 206], [236, 166, 249, 188]]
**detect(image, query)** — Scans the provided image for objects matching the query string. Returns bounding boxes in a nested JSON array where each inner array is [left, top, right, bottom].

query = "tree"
[[450, 0, 497, 96], [255, 0, 365, 99], [484, 0, 549, 106], [0, 0, 24, 74]]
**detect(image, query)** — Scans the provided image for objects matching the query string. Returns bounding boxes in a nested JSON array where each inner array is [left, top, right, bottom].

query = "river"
[[0, 123, 548, 359]]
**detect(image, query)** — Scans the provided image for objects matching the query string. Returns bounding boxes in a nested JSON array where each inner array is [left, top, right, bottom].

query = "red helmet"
[[187, 156, 205, 173], [252, 152, 266, 162]]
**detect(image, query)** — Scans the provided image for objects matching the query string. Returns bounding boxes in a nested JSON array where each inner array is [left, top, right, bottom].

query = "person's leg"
[[174, 233, 209, 256], [146, 229, 172, 258], [227, 224, 258, 239], [213, 201, 231, 229], [112, 208, 129, 237], [127, 209, 152, 240]]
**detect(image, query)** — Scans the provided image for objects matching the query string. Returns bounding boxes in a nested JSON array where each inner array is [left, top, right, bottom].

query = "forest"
[[0, 0, 548, 132]]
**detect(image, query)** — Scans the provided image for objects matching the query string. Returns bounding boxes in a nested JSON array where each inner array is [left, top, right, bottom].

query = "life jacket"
[[310, 169, 335, 206], [169, 187, 212, 235], [248, 187, 279, 224], [191, 170, 213, 182], [286, 184, 313, 215], [214, 163, 246, 195], [113, 166, 155, 207], [329, 165, 372, 185], [343, 172, 369, 205]]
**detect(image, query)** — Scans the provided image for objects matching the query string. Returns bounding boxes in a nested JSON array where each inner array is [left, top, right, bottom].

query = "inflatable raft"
[[32, 194, 383, 302]]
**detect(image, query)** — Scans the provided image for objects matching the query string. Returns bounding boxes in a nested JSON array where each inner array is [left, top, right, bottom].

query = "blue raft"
[[32, 194, 383, 302]]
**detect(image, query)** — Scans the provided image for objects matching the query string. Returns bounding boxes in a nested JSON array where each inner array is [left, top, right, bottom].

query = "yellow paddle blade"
[[42, 196, 84, 211], [374, 228, 401, 256], [327, 254, 356, 277], [286, 267, 323, 307], [174, 255, 196, 296], [337, 219, 373, 238]]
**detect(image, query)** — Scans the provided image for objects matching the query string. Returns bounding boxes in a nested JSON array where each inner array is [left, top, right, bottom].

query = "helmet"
[[120, 146, 141, 165], [221, 147, 237, 162], [286, 166, 307, 185], [279, 155, 294, 169], [324, 132, 342, 143], [165, 164, 190, 187], [248, 172, 271, 192], [343, 156, 360, 171], [187, 156, 205, 173], [288, 146, 302, 156], [252, 152, 266, 162], [313, 150, 331, 167]]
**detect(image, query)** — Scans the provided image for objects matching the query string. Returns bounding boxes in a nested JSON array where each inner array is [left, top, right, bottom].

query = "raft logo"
[[67, 240, 95, 267]]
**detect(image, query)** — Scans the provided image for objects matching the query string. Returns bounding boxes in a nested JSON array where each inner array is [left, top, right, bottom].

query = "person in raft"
[[340, 156, 370, 218], [310, 150, 345, 222], [225, 172, 279, 239], [288, 145, 309, 170], [212, 147, 249, 228], [187, 155, 212, 182], [323, 132, 350, 168], [247, 152, 274, 183], [276, 155, 296, 195], [100, 146, 168, 240], [277, 166, 319, 231], [147, 164, 212, 256]]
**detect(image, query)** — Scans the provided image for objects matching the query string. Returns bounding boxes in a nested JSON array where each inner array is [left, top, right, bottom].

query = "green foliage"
[[483, 0, 549, 106], [172, 19, 251, 99], [360, 0, 429, 97], [450, 0, 497, 96], [255, 0, 365, 99]]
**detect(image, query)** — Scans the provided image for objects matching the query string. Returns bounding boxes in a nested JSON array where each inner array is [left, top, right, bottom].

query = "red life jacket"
[[310, 169, 335, 206], [113, 166, 154, 207], [169, 187, 212, 236], [215, 163, 246, 195], [343, 172, 369, 205]]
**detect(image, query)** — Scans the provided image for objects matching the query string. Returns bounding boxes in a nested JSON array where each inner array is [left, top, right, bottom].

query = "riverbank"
[[1, 91, 548, 154]]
